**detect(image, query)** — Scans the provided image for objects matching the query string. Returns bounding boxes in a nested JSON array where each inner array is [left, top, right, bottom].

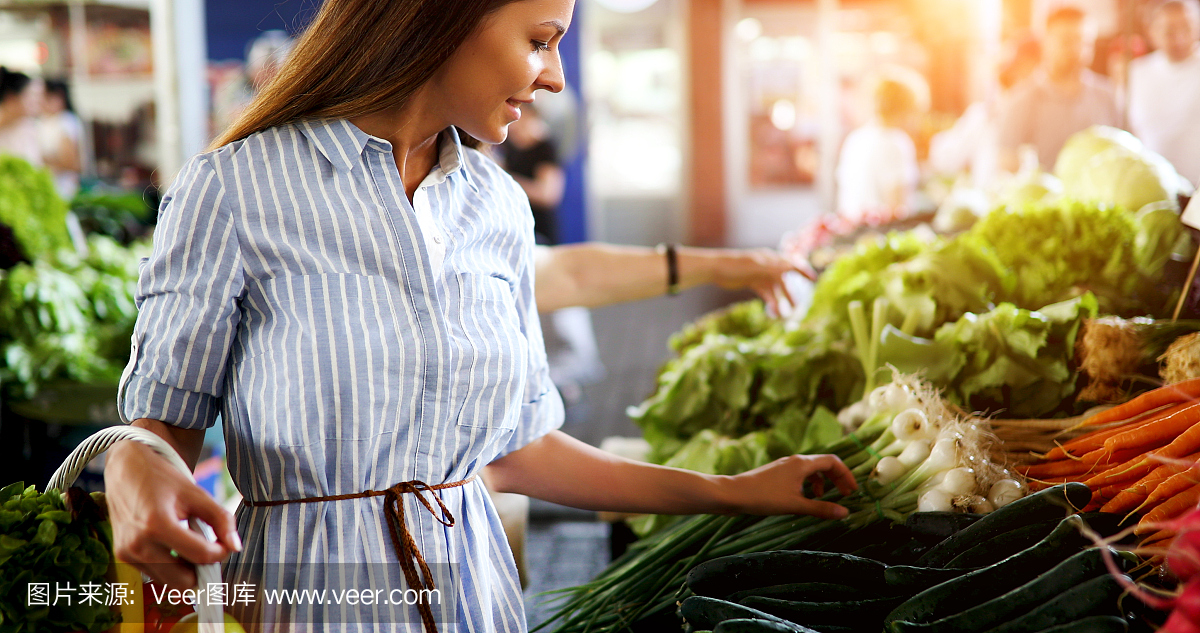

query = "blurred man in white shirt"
[[1129, 0, 1200, 185]]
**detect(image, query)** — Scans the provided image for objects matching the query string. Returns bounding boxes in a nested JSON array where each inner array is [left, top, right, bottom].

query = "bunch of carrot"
[[1017, 378, 1200, 546]]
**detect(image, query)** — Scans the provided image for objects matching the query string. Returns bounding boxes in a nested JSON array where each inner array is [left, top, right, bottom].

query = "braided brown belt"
[[247, 476, 476, 633]]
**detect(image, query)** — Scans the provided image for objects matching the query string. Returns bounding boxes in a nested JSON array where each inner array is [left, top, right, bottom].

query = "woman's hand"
[[694, 248, 816, 315], [716, 454, 858, 520], [104, 436, 241, 590]]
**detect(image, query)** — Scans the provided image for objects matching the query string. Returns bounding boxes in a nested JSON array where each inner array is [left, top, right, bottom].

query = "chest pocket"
[[451, 272, 527, 429]]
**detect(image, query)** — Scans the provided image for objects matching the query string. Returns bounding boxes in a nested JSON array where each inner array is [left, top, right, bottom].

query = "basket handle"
[[48, 425, 227, 633]]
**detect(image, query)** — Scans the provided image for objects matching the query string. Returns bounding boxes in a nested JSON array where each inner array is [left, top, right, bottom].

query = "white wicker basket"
[[47, 425, 227, 633]]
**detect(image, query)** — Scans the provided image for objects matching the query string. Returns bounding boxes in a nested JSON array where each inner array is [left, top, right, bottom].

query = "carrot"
[[1138, 482, 1200, 531], [1022, 444, 1146, 480], [1132, 468, 1200, 516], [1082, 379, 1200, 427], [1041, 406, 1180, 460], [1091, 421, 1200, 486], [1101, 451, 1200, 515], [1020, 457, 1099, 479], [1103, 401, 1200, 454]]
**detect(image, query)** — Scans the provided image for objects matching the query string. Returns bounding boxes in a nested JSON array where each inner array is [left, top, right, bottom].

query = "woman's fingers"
[[802, 454, 858, 496], [182, 486, 242, 554], [792, 497, 851, 520]]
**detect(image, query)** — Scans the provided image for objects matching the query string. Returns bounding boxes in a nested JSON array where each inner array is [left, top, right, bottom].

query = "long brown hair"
[[211, 0, 524, 150]]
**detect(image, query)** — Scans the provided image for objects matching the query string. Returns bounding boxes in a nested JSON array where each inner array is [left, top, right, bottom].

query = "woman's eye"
[[531, 40, 551, 52]]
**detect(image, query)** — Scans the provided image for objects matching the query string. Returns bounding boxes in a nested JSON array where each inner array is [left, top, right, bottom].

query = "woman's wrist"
[[672, 247, 718, 291], [699, 473, 741, 515]]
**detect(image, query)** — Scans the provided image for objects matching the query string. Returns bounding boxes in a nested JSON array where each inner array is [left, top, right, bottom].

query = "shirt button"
[[433, 235, 442, 244]]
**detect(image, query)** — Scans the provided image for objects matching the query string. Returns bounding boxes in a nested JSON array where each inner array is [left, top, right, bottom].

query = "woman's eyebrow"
[[540, 19, 567, 35]]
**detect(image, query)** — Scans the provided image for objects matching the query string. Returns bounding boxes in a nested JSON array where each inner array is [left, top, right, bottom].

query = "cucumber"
[[904, 511, 985, 540], [686, 551, 889, 599], [726, 582, 862, 603], [678, 596, 818, 633], [980, 574, 1128, 633], [714, 619, 813, 633], [888, 548, 1115, 633], [944, 513, 1123, 569], [740, 595, 906, 628], [884, 565, 975, 593], [915, 483, 1091, 568], [1033, 616, 1128, 633], [885, 514, 1092, 626]]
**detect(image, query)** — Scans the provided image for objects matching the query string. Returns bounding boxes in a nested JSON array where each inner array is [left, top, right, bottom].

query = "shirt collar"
[[298, 119, 372, 173], [298, 119, 480, 193]]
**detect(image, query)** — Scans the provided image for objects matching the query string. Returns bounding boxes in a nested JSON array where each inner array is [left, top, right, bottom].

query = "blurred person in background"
[[0, 68, 43, 166], [500, 102, 562, 245], [996, 6, 1120, 172], [929, 34, 1041, 188], [500, 102, 603, 397], [1129, 0, 1200, 185], [210, 30, 296, 139], [835, 68, 926, 222], [38, 79, 82, 200]]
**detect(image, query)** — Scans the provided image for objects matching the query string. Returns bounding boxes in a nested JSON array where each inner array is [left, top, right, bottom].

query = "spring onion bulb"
[[938, 468, 977, 496], [872, 456, 907, 486], [967, 496, 996, 513], [892, 409, 935, 442], [897, 439, 931, 467], [926, 437, 959, 472], [988, 479, 1025, 508], [918, 489, 954, 512], [837, 400, 872, 432]]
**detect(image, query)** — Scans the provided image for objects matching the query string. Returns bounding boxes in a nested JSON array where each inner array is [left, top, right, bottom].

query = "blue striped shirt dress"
[[117, 119, 565, 632]]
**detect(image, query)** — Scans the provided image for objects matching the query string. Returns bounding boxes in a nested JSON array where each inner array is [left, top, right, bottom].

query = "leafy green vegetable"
[[0, 156, 71, 262], [960, 200, 1173, 315], [0, 484, 116, 633], [0, 235, 148, 400]]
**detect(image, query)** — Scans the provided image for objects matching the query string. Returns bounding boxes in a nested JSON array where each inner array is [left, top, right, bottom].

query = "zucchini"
[[740, 595, 906, 628], [714, 619, 813, 633], [726, 582, 862, 603], [889, 548, 1116, 633], [884, 565, 975, 593], [686, 551, 888, 599], [981, 573, 1128, 633], [678, 596, 818, 633], [1033, 616, 1128, 633], [904, 511, 984, 540], [915, 483, 1091, 568], [885, 514, 1092, 626], [944, 513, 1123, 569]]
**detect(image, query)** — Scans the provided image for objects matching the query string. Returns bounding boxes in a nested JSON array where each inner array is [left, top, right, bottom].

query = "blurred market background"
[[0, 0, 1198, 627]]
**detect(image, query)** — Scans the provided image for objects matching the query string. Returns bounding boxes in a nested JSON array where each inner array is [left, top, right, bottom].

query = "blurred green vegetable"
[[0, 156, 71, 262], [0, 235, 149, 400]]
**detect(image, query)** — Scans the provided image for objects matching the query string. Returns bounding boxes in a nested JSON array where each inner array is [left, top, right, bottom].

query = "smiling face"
[[427, 0, 575, 145]]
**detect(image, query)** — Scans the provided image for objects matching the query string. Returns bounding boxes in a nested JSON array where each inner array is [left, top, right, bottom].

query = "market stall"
[[532, 125, 1200, 633]]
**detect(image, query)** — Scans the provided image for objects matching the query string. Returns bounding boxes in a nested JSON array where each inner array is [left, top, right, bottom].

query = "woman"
[[0, 67, 43, 166], [38, 79, 82, 199], [103, 1, 856, 630]]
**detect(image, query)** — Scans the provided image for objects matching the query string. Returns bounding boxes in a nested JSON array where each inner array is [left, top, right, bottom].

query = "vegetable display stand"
[[47, 425, 227, 633]]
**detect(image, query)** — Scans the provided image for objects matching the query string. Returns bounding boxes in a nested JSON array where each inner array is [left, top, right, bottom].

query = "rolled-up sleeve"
[[118, 154, 245, 429], [496, 214, 564, 459]]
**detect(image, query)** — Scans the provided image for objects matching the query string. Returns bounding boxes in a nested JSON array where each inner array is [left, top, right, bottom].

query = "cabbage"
[[1055, 126, 1190, 212], [1054, 125, 1143, 187], [1075, 147, 1175, 211]]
